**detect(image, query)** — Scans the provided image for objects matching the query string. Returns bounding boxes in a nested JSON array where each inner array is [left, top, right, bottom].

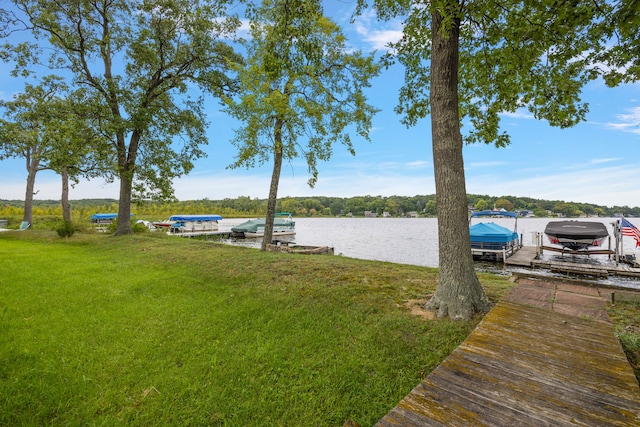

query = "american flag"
[[620, 218, 640, 247]]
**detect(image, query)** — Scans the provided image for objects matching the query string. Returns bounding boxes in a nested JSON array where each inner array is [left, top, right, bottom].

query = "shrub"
[[55, 220, 76, 238]]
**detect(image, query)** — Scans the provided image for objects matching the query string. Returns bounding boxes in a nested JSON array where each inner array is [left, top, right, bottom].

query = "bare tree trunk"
[[61, 167, 71, 223], [261, 118, 284, 251], [425, 4, 491, 320]]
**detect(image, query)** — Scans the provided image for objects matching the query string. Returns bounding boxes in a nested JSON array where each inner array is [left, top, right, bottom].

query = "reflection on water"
[[217, 216, 640, 288]]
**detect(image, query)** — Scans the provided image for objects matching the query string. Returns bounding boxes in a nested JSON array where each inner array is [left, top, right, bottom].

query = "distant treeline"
[[2, 195, 639, 220]]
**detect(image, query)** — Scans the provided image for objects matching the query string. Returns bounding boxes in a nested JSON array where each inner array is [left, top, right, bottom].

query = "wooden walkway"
[[376, 279, 640, 426], [505, 246, 640, 278]]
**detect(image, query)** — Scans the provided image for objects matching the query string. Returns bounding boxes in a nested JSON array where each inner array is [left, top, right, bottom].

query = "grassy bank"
[[0, 231, 635, 426]]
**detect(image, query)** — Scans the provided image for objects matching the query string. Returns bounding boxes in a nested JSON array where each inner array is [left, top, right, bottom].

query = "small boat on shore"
[[152, 219, 175, 230], [469, 210, 521, 261], [231, 212, 295, 238], [167, 214, 222, 237], [266, 243, 334, 255], [544, 220, 609, 251]]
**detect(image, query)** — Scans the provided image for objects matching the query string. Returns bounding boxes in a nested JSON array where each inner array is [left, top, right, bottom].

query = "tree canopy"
[[224, 0, 380, 249], [3, 0, 243, 234], [0, 76, 71, 224]]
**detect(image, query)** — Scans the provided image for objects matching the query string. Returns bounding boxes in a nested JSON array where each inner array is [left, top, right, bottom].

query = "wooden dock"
[[375, 281, 640, 426], [504, 246, 640, 278]]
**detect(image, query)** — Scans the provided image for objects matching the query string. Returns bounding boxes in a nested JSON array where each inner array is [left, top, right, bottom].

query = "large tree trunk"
[[114, 133, 138, 236], [425, 5, 491, 320], [61, 167, 71, 223], [115, 174, 133, 235], [261, 118, 284, 251], [22, 164, 37, 226]]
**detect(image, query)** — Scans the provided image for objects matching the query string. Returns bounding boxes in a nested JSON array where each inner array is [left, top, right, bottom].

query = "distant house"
[[516, 210, 535, 218], [364, 211, 377, 218], [407, 211, 419, 218], [383, 211, 391, 218]]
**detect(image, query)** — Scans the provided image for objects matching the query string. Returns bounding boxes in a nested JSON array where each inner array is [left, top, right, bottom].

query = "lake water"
[[219, 216, 640, 288]]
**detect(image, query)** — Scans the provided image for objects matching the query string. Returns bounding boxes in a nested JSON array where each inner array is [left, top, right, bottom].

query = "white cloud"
[[589, 157, 622, 165], [466, 164, 640, 207], [352, 9, 404, 51], [406, 160, 430, 169], [501, 110, 535, 120], [11, 160, 639, 209], [467, 161, 509, 169], [603, 106, 640, 134]]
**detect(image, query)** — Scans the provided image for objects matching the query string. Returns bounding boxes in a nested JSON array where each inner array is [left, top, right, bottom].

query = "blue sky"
[[1, 1, 639, 208]]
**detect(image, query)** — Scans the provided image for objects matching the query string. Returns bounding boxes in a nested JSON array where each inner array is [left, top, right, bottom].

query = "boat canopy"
[[470, 222, 518, 244], [470, 210, 518, 219], [168, 214, 222, 221], [90, 213, 134, 221], [90, 213, 118, 220]]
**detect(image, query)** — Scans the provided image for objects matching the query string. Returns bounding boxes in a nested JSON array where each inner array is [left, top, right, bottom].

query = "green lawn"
[[2, 230, 633, 426]]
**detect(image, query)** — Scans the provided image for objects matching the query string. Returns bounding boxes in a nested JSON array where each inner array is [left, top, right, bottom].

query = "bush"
[[55, 220, 76, 238], [101, 219, 149, 234], [132, 220, 150, 233]]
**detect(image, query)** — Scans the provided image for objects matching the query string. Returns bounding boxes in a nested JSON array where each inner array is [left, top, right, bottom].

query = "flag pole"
[[620, 217, 624, 265], [616, 216, 624, 265]]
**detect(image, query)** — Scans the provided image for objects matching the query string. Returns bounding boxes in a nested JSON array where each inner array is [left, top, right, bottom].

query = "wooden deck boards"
[[376, 298, 640, 426]]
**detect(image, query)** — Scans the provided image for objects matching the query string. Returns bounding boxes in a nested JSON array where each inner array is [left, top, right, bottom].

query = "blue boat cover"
[[470, 210, 518, 218], [90, 213, 119, 220], [90, 213, 134, 220], [169, 214, 222, 221], [470, 222, 518, 243]]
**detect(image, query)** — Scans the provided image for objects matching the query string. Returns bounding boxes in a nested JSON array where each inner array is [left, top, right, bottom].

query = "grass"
[[0, 231, 510, 426], [608, 298, 640, 382], [0, 230, 636, 426]]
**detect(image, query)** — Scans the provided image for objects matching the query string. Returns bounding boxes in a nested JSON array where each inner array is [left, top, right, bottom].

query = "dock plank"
[[376, 298, 640, 426], [502, 246, 538, 267], [503, 245, 640, 277]]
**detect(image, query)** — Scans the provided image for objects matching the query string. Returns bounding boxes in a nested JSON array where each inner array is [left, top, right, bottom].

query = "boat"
[[231, 212, 295, 238], [90, 213, 134, 230], [544, 220, 609, 251], [90, 213, 119, 224], [469, 210, 521, 261], [166, 214, 222, 237], [266, 243, 334, 255], [152, 219, 175, 230]]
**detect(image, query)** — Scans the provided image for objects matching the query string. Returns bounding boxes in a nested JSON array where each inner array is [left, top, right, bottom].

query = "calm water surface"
[[219, 216, 640, 288], [221, 217, 640, 265]]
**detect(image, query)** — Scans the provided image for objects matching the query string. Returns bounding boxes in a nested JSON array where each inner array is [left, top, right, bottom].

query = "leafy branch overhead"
[[371, 0, 614, 148], [224, 0, 380, 188], [4, 0, 243, 234]]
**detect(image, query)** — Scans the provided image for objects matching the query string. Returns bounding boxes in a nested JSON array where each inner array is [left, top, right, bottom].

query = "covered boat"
[[167, 214, 222, 237], [469, 210, 521, 261], [90, 213, 134, 230], [231, 212, 295, 238], [90, 213, 119, 224], [544, 220, 609, 251]]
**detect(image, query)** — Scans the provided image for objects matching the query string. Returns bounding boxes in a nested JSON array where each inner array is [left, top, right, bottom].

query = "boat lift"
[[532, 218, 638, 267]]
